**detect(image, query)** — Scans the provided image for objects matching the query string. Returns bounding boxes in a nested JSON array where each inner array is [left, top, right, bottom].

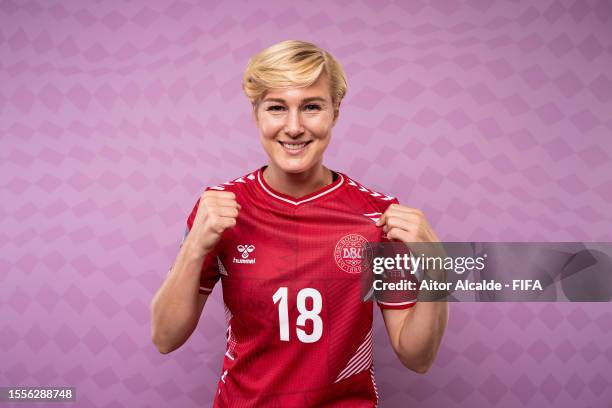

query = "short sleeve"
[[376, 197, 418, 310], [185, 196, 221, 295]]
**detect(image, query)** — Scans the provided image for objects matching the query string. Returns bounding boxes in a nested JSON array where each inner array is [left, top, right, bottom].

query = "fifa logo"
[[234, 244, 256, 264]]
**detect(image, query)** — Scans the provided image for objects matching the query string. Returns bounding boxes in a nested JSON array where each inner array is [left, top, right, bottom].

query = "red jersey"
[[185, 166, 417, 407]]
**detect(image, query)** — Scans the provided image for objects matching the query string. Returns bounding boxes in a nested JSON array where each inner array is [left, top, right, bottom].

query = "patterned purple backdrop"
[[1, 0, 611, 407]]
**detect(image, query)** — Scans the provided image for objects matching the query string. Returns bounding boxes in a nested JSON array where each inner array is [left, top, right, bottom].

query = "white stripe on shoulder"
[[207, 171, 258, 192], [345, 176, 396, 202]]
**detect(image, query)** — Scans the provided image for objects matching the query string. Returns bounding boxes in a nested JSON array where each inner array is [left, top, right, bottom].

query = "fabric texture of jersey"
[[184, 166, 417, 407]]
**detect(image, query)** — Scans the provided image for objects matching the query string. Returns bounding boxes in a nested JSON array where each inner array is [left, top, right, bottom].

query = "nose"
[[284, 109, 304, 139]]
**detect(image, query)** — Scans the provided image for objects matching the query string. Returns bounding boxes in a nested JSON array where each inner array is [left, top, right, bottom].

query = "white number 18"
[[272, 287, 322, 343]]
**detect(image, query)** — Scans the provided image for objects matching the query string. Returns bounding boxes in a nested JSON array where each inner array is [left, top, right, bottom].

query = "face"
[[253, 71, 339, 175]]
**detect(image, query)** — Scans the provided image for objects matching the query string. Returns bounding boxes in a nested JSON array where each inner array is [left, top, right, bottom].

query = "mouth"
[[278, 140, 313, 154]]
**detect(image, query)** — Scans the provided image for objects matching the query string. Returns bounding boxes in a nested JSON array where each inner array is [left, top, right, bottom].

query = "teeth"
[[281, 142, 307, 150]]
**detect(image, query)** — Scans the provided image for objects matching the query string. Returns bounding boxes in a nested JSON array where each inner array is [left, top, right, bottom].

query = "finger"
[[376, 212, 388, 227], [382, 216, 418, 233], [386, 227, 415, 242], [203, 190, 236, 199], [386, 213, 421, 226], [212, 216, 237, 233], [202, 196, 241, 210], [210, 198, 241, 209], [210, 206, 239, 218], [386, 204, 424, 217], [377, 211, 420, 227]]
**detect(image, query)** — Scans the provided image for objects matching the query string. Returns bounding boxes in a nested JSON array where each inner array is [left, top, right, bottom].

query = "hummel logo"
[[237, 244, 255, 258], [233, 244, 256, 264]]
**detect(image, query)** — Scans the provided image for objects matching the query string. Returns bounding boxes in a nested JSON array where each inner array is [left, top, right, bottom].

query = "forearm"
[[397, 301, 448, 373], [150, 235, 208, 353]]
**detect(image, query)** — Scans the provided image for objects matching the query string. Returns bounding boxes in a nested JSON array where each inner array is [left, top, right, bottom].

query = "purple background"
[[1, 0, 611, 407]]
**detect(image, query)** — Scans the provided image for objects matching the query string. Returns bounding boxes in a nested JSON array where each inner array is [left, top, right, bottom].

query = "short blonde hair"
[[242, 40, 348, 112]]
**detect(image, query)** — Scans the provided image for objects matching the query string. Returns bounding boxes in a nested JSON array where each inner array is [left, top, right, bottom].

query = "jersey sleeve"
[[185, 196, 221, 295], [376, 197, 418, 310]]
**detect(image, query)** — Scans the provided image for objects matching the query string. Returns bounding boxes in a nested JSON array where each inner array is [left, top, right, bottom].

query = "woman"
[[151, 40, 448, 407]]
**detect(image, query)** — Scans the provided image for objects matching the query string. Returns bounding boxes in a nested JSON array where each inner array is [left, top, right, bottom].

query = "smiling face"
[[253, 71, 339, 175]]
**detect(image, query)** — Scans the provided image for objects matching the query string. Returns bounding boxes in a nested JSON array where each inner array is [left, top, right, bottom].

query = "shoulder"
[[204, 169, 259, 194], [338, 172, 399, 212]]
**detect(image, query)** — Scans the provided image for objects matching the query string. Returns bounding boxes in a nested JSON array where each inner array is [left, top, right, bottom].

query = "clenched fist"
[[376, 203, 446, 260], [376, 204, 439, 244], [188, 190, 240, 254], [376, 203, 449, 283]]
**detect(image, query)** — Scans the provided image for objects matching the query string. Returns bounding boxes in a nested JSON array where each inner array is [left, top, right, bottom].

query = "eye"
[[266, 105, 286, 112], [303, 104, 321, 111]]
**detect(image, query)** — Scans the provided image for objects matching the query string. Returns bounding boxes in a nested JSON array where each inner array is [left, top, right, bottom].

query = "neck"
[[263, 162, 332, 199]]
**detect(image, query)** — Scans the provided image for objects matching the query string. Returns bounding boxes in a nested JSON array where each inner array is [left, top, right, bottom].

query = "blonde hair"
[[242, 40, 348, 112]]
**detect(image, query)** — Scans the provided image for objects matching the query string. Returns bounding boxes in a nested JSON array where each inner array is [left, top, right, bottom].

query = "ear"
[[332, 106, 340, 127], [252, 103, 259, 124]]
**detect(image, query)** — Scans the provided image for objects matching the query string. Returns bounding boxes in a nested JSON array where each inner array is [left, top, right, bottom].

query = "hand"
[[189, 191, 240, 254], [376, 204, 439, 242], [377, 204, 447, 297], [376, 204, 445, 259]]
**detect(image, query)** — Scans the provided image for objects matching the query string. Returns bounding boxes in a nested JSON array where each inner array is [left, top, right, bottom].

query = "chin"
[[276, 159, 316, 174]]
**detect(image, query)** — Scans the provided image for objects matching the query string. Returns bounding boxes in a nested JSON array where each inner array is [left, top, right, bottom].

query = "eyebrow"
[[261, 96, 328, 104]]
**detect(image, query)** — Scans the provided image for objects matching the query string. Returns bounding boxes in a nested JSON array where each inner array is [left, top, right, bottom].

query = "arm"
[[150, 235, 211, 354], [377, 204, 449, 373], [381, 301, 448, 373], [150, 190, 239, 354]]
